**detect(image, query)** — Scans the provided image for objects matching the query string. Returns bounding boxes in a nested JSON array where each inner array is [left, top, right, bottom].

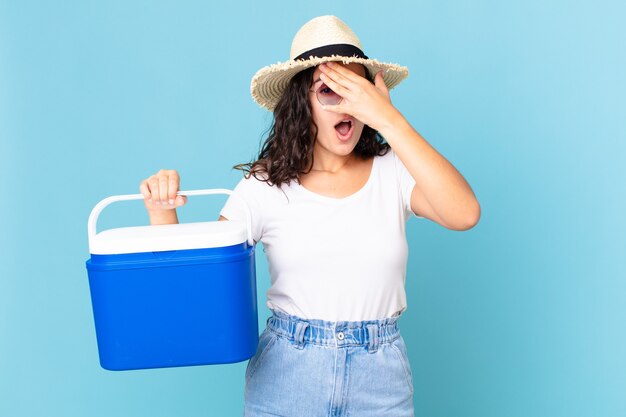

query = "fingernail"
[[168, 199, 174, 205]]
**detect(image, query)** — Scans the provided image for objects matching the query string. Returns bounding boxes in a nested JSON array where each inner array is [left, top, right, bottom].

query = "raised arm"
[[317, 61, 481, 230]]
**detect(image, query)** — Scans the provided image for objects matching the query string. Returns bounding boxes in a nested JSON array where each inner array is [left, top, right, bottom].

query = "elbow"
[[462, 206, 481, 230], [448, 200, 481, 231]]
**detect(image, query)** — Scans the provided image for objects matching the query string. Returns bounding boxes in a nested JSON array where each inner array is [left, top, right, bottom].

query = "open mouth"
[[334, 119, 354, 140]]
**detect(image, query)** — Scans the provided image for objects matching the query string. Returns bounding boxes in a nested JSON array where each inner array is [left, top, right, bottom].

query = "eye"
[[318, 84, 334, 95]]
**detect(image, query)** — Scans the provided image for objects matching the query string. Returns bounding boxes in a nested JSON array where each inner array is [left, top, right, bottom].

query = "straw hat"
[[250, 15, 409, 111]]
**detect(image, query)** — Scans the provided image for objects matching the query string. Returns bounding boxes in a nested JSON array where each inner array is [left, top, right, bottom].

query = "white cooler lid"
[[89, 221, 248, 255]]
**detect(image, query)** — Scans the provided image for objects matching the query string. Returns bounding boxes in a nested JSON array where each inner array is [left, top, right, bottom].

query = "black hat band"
[[294, 44, 368, 61]]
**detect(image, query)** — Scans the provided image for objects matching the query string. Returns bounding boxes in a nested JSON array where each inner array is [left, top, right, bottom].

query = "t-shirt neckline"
[[294, 155, 378, 202]]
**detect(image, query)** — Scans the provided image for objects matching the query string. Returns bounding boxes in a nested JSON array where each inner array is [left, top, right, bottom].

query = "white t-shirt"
[[220, 149, 422, 322]]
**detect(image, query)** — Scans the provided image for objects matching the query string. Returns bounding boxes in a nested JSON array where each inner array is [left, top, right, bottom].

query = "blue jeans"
[[243, 310, 415, 417]]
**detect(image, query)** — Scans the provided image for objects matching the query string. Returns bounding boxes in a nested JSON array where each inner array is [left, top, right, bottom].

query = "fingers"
[[140, 169, 184, 210], [320, 62, 364, 86], [158, 173, 168, 203], [319, 62, 390, 107], [321, 62, 389, 95], [319, 64, 358, 97], [319, 72, 349, 98], [319, 102, 345, 114], [167, 171, 179, 204]]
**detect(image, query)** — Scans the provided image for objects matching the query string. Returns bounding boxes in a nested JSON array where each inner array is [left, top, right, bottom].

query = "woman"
[[140, 15, 480, 417]]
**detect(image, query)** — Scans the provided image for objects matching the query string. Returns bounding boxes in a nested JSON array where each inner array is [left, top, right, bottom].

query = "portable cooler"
[[85, 189, 258, 371]]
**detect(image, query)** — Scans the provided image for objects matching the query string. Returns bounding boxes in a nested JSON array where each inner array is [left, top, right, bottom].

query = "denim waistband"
[[266, 309, 401, 353]]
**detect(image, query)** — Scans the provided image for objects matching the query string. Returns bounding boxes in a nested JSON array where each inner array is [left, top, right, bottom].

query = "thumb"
[[374, 70, 390, 99], [374, 70, 387, 89], [175, 195, 187, 207]]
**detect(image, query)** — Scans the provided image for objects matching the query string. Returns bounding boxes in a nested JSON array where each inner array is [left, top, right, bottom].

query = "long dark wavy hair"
[[235, 65, 390, 187]]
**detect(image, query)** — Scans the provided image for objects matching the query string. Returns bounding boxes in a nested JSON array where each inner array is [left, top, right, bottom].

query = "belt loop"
[[367, 324, 379, 353], [294, 321, 309, 350]]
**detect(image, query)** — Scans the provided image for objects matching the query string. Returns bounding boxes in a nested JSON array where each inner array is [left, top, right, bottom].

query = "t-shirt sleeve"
[[392, 149, 424, 220], [220, 175, 265, 244]]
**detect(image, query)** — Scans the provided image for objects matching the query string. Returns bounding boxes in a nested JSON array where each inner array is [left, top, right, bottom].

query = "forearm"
[[378, 110, 480, 227]]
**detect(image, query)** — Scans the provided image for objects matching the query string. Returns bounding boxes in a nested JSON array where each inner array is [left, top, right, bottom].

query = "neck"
[[310, 148, 354, 173]]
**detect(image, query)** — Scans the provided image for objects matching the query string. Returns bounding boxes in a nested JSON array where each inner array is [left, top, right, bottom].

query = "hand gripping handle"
[[87, 189, 254, 249]]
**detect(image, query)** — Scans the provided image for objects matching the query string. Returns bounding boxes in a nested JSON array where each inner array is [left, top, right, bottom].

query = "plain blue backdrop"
[[1, 0, 625, 416]]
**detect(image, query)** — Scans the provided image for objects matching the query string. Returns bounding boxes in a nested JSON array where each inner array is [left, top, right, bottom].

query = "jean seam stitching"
[[246, 334, 278, 381], [389, 343, 414, 394]]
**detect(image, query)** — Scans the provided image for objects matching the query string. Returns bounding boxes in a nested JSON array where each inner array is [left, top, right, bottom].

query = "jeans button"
[[337, 332, 345, 340]]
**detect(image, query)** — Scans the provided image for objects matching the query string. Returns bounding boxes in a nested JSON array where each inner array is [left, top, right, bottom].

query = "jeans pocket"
[[245, 329, 278, 382], [390, 336, 414, 394]]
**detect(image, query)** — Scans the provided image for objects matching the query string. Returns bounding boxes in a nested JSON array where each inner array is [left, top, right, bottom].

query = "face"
[[309, 62, 367, 160]]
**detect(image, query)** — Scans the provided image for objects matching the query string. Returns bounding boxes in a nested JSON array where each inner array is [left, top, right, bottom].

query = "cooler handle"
[[87, 189, 254, 248]]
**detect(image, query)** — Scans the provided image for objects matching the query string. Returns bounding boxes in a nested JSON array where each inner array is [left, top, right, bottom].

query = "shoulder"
[[234, 171, 272, 190], [373, 147, 395, 161], [232, 171, 292, 203], [373, 148, 398, 170], [378, 148, 408, 168], [372, 148, 413, 188]]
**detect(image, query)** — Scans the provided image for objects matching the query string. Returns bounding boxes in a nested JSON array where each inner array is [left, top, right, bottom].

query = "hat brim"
[[250, 55, 409, 111]]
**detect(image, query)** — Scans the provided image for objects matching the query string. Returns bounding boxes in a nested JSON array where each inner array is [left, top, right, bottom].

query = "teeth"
[[334, 119, 353, 129]]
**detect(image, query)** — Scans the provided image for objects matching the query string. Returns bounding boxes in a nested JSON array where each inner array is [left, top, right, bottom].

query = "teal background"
[[1, 0, 624, 416]]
